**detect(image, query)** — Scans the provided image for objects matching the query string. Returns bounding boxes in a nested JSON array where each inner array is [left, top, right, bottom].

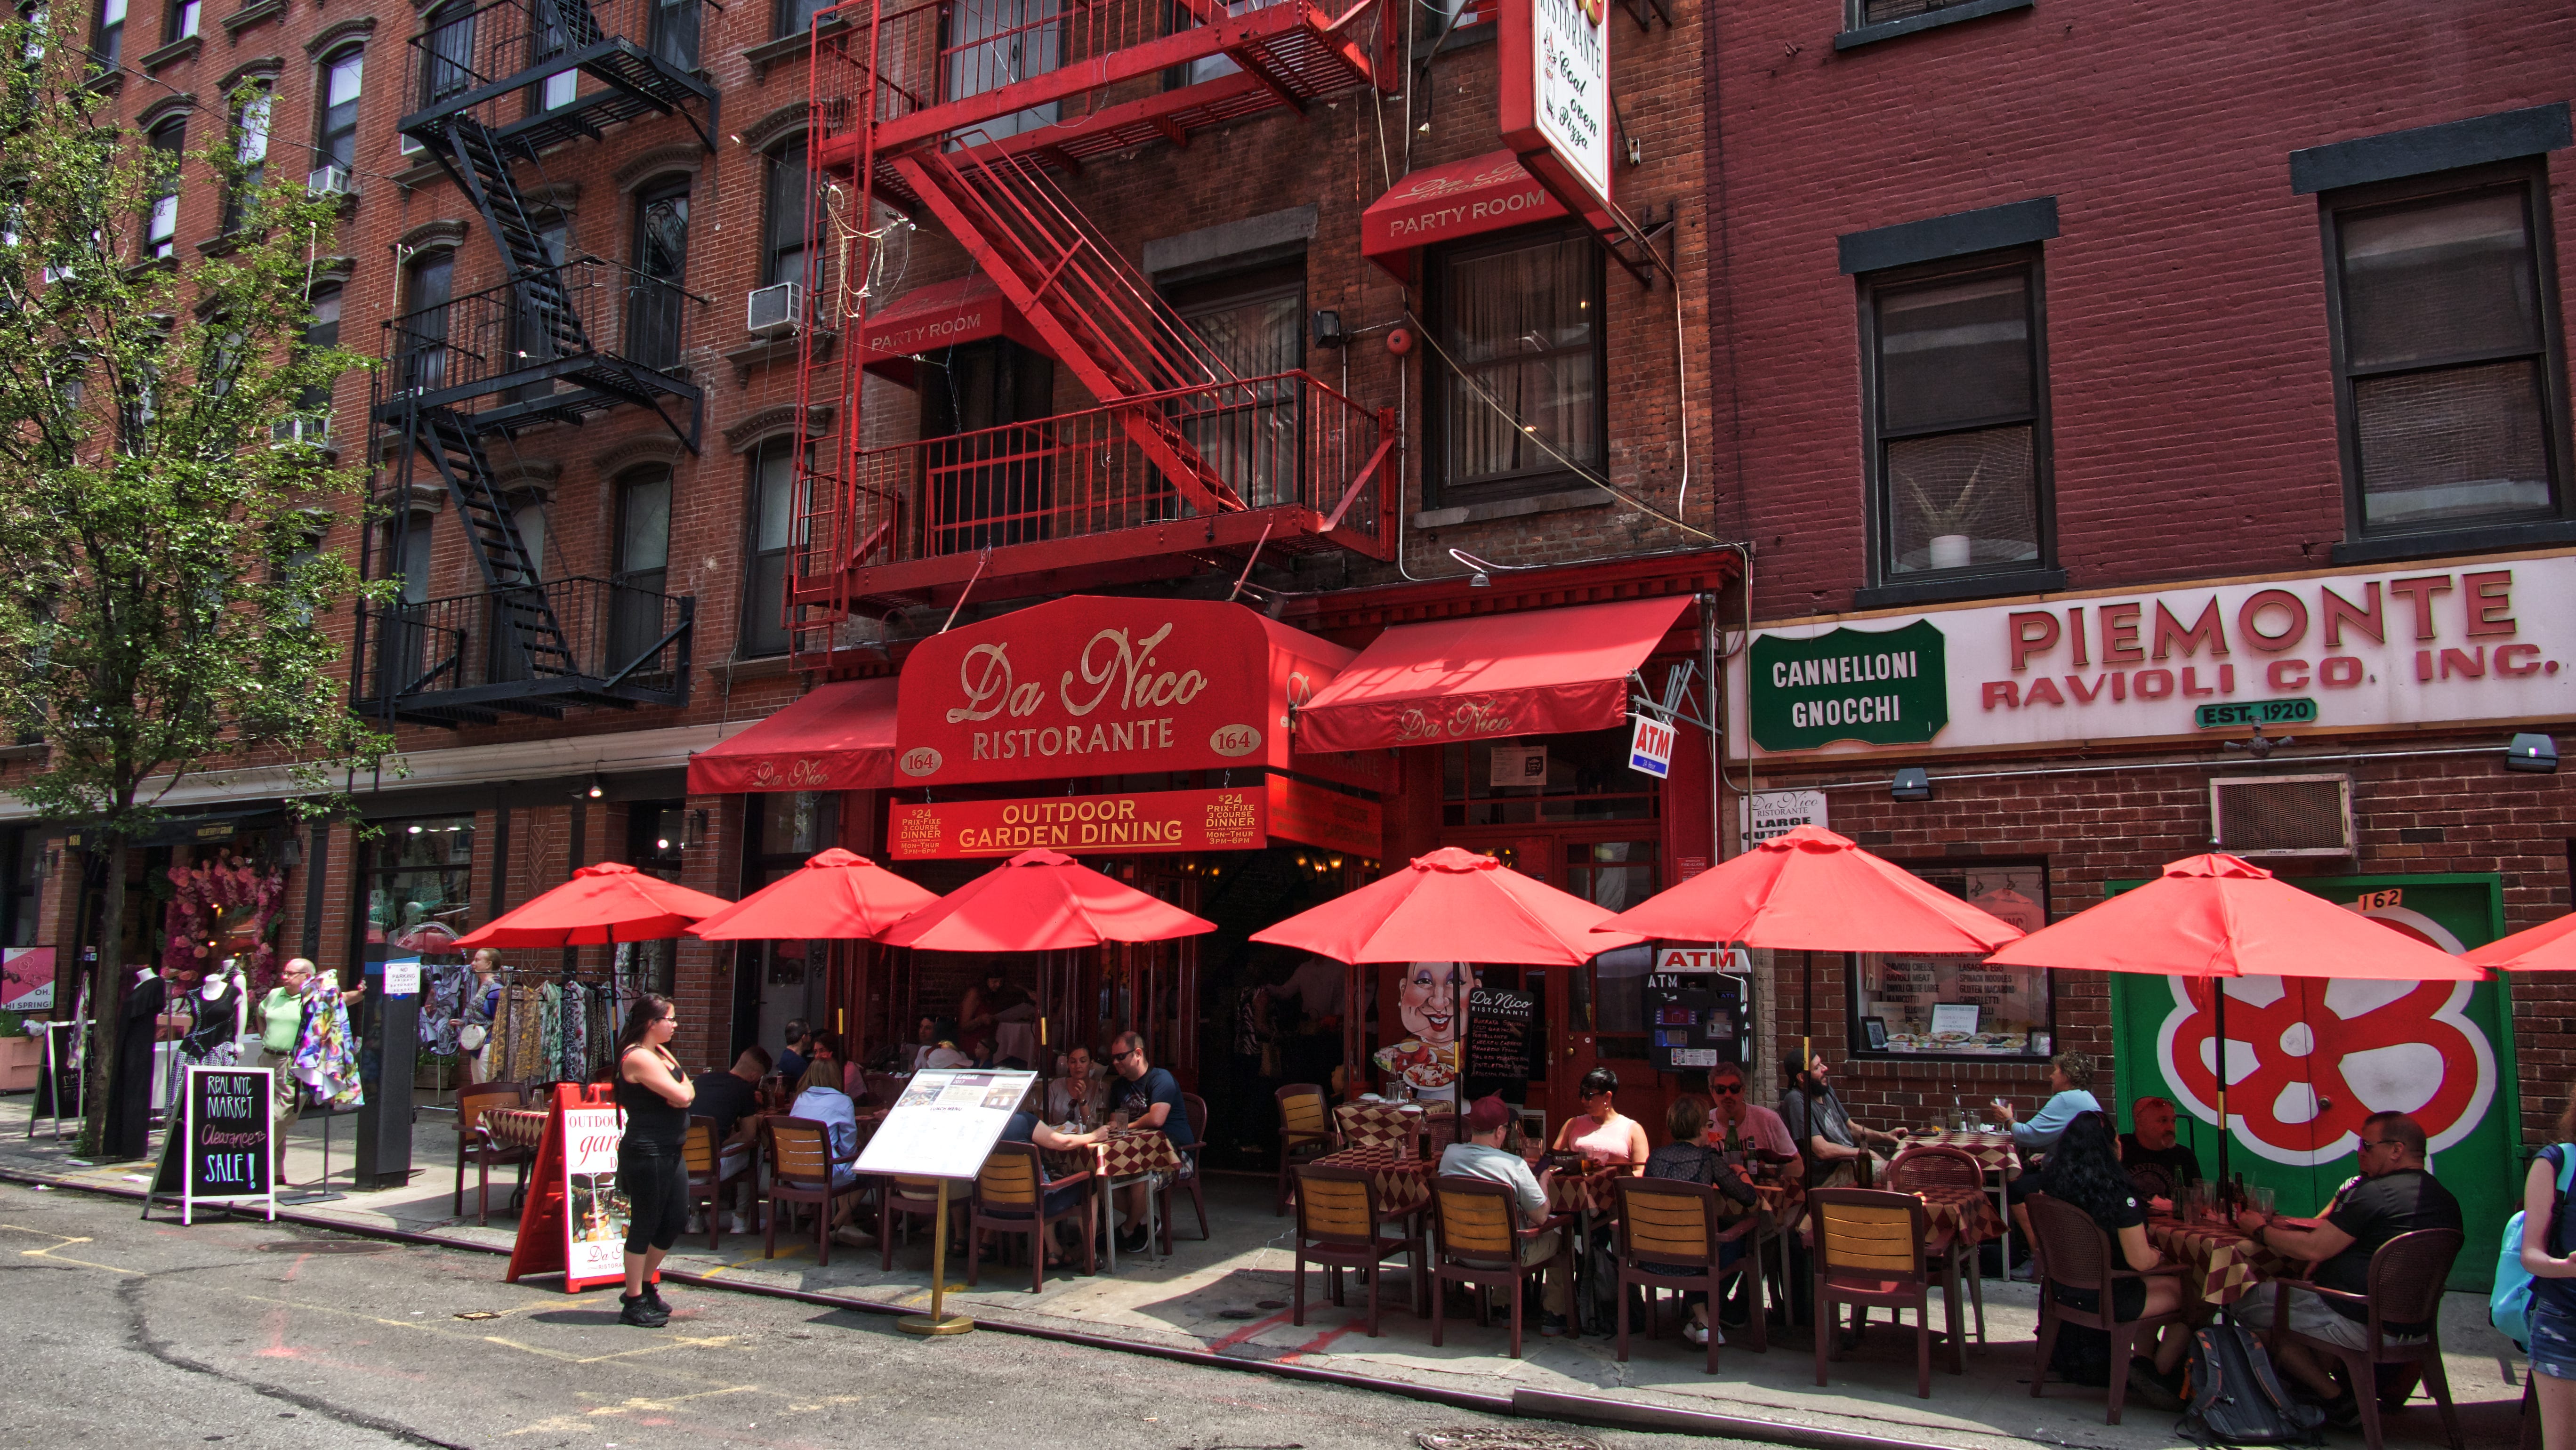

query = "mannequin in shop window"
[[104, 962, 169, 1160]]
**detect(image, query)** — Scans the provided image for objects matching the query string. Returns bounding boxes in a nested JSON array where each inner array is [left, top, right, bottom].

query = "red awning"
[[686, 677, 899, 794], [1295, 596, 1695, 752], [1361, 149, 1570, 283], [857, 274, 1055, 385]]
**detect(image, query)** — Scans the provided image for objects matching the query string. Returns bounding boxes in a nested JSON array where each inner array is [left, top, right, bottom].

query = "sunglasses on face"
[[1709, 1083, 1743, 1096]]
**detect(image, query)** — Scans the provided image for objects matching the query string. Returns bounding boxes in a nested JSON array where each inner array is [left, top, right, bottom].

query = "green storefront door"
[[2108, 873, 2517, 1293]]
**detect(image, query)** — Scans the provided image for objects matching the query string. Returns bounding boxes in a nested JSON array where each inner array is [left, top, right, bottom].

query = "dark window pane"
[[1439, 232, 1600, 489], [2340, 190, 2541, 371], [2354, 359, 2554, 529], [1884, 423, 2039, 575], [1876, 269, 2032, 434], [619, 473, 672, 574]]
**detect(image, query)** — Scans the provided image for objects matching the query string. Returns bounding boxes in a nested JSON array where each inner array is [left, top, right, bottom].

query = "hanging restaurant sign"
[[888, 786, 1269, 859], [894, 595, 1353, 786], [1500, 0, 1612, 216], [1731, 548, 2576, 757]]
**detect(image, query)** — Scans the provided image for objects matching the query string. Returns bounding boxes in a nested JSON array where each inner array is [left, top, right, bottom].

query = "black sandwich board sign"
[[145, 1065, 277, 1224]]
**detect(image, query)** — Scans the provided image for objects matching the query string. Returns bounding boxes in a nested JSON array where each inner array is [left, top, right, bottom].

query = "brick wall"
[[1704, 0, 2576, 618]]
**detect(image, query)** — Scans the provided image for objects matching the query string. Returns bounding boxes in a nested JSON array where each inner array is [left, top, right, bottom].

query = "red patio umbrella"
[[1251, 846, 1645, 1100], [1594, 823, 2027, 954], [1252, 846, 1645, 965], [685, 848, 941, 942], [2462, 911, 2576, 972], [874, 848, 1215, 953], [1984, 852, 2482, 1184], [453, 861, 736, 948]]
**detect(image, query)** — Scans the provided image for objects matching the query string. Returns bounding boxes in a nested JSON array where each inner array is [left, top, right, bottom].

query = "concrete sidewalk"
[[0, 1091, 2524, 1450]]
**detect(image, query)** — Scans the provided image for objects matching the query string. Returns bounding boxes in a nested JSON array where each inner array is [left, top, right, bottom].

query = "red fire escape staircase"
[[785, 0, 1402, 662]]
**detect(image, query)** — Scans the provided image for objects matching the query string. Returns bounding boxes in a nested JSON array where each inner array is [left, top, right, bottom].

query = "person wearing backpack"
[[2520, 1090, 2576, 1449]]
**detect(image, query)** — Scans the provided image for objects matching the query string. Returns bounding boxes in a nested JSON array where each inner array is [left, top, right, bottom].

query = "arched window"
[[219, 80, 270, 233], [142, 113, 183, 258]]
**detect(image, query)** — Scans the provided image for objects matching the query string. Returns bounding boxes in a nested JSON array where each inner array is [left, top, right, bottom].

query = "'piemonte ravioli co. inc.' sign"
[[1749, 620, 1949, 751]]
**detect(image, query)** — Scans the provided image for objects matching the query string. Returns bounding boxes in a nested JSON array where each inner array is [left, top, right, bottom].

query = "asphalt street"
[[0, 1180, 1737, 1450]]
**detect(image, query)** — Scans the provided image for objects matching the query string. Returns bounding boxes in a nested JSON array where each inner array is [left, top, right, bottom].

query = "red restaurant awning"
[[1295, 596, 1695, 752], [1361, 149, 1570, 283], [687, 677, 900, 795], [857, 274, 1055, 386]]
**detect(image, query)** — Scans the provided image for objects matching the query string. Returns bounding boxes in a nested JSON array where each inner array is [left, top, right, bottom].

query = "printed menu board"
[[855, 1070, 1038, 1180]]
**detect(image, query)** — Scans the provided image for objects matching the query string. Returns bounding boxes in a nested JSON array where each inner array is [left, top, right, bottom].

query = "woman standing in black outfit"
[[612, 995, 693, 1328]]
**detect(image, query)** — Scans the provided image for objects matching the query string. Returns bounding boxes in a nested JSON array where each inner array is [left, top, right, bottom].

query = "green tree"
[[0, 12, 387, 1154]]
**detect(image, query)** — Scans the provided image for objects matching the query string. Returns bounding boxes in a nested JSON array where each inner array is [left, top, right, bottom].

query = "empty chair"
[[1159, 1091, 1211, 1248], [1292, 1164, 1425, 1337], [1809, 1187, 1947, 1399], [1275, 1083, 1334, 1215], [763, 1116, 862, 1266], [1885, 1143, 1989, 1343], [453, 1081, 533, 1226]]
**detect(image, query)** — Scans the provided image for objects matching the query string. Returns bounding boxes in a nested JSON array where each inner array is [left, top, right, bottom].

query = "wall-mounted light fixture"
[[1890, 766, 1933, 803], [2508, 733, 2560, 774]]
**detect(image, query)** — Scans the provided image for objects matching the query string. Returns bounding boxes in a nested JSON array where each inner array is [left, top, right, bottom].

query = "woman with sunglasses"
[[1552, 1068, 1649, 1172]]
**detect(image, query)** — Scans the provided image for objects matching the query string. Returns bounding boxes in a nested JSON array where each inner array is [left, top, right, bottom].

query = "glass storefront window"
[[1566, 840, 1659, 1062], [1441, 727, 1661, 826], [361, 815, 475, 969], [619, 802, 686, 997], [1850, 862, 2053, 1057]]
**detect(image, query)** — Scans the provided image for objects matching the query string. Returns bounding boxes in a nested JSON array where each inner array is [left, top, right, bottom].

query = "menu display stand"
[[505, 1082, 636, 1295], [854, 1069, 1037, 1337]]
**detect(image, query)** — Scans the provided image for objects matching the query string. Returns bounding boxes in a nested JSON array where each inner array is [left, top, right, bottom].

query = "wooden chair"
[[1886, 1144, 1989, 1343], [1155, 1092, 1211, 1250], [2025, 1193, 2192, 1424], [682, 1116, 758, 1249], [453, 1081, 533, 1226], [2264, 1228, 2466, 1450], [1428, 1175, 1572, 1359], [969, 1140, 1095, 1292], [1292, 1164, 1425, 1337], [1611, 1176, 1764, 1373], [1275, 1084, 1334, 1215], [880, 1173, 965, 1270], [859, 1071, 902, 1108], [1810, 1187, 1946, 1399], [762, 1117, 862, 1266]]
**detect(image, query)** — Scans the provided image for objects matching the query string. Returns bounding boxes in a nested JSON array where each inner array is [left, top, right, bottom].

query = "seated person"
[[1780, 1055, 1904, 1189], [921, 1019, 975, 1071], [908, 1015, 940, 1071], [1047, 1045, 1109, 1128], [2118, 1095, 2202, 1207], [1552, 1068, 1650, 1173], [689, 1046, 771, 1232], [1441, 1095, 1574, 1338], [1994, 1050, 2106, 1154], [775, 1018, 813, 1088], [1638, 1095, 1758, 1347], [1694, 1062, 1802, 1175], [2227, 1112, 2463, 1427], [789, 1062, 870, 1247], [2031, 1111, 2195, 1395], [998, 1085, 1108, 1267]]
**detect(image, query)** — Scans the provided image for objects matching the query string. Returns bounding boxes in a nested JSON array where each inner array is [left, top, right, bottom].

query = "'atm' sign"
[[1627, 714, 1675, 779]]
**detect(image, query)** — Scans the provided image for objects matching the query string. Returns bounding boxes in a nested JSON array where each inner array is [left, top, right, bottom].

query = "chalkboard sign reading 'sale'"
[[145, 1066, 277, 1225]]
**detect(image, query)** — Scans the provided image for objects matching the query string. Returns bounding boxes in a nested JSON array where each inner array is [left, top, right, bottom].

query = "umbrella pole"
[[2214, 986, 2230, 1193]]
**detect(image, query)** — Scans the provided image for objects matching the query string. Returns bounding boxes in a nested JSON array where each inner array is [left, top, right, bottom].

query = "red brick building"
[[1709, 0, 2575, 1264]]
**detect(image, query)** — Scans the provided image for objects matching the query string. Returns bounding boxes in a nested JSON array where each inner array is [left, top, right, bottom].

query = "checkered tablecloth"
[[1335, 1100, 1448, 1149], [2149, 1218, 2289, 1306], [1309, 1144, 1436, 1217], [486, 1108, 547, 1150], [1904, 1130, 2021, 1177], [1914, 1182, 2003, 1247], [1547, 1164, 1620, 1216], [1092, 1127, 1183, 1181]]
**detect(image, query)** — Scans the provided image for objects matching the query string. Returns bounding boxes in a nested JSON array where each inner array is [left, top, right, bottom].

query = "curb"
[[0, 1161, 1984, 1450]]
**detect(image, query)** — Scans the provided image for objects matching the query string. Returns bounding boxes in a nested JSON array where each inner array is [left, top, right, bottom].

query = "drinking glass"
[[2247, 1184, 2276, 1224]]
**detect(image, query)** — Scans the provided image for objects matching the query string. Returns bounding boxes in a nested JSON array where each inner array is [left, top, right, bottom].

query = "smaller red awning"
[[857, 274, 1055, 386], [1296, 596, 1695, 753], [687, 677, 899, 795], [1361, 150, 1570, 283]]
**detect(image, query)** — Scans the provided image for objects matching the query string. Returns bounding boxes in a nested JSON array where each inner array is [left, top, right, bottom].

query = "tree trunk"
[[77, 836, 126, 1156]]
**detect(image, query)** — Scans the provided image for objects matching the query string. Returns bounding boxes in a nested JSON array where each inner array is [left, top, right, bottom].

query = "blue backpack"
[[2493, 1143, 2576, 1351]]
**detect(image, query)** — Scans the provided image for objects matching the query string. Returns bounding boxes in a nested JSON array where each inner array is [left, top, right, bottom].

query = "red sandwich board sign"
[[505, 1083, 642, 1294]]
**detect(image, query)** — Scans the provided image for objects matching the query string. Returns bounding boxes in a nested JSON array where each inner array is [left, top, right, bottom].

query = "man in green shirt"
[[253, 958, 360, 1180]]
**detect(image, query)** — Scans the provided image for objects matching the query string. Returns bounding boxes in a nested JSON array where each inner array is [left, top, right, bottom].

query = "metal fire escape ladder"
[[407, 406, 580, 680], [432, 115, 593, 360]]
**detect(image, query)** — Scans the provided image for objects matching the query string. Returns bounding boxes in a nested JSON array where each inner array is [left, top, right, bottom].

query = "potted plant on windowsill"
[[1894, 443, 2019, 574], [0, 1011, 40, 1092]]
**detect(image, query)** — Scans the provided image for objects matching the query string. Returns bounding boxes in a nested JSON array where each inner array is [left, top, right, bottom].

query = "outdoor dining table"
[[486, 1108, 547, 1151], [1334, 1099, 1456, 1157], [1309, 1143, 1436, 1219], [1894, 1128, 2021, 1274], [1071, 1126, 1183, 1273], [2147, 1214, 2296, 1307]]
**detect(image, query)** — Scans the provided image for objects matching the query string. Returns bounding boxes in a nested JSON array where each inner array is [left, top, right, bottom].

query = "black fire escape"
[[354, 0, 716, 726]]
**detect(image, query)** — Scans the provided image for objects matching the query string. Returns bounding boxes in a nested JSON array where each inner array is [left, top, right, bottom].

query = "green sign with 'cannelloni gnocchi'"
[[1749, 620, 1949, 751]]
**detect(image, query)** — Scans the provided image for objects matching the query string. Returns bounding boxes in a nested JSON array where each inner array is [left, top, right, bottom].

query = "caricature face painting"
[[1374, 961, 1472, 1100]]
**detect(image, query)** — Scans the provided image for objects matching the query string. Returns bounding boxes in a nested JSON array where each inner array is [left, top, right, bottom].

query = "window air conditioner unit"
[[747, 281, 804, 338], [307, 165, 354, 197], [2209, 774, 2353, 858]]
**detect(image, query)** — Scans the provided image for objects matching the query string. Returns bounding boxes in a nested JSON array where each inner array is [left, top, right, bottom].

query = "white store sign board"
[[1728, 549, 2576, 758], [1740, 789, 1826, 843], [1655, 946, 1751, 975], [855, 1069, 1038, 1180]]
